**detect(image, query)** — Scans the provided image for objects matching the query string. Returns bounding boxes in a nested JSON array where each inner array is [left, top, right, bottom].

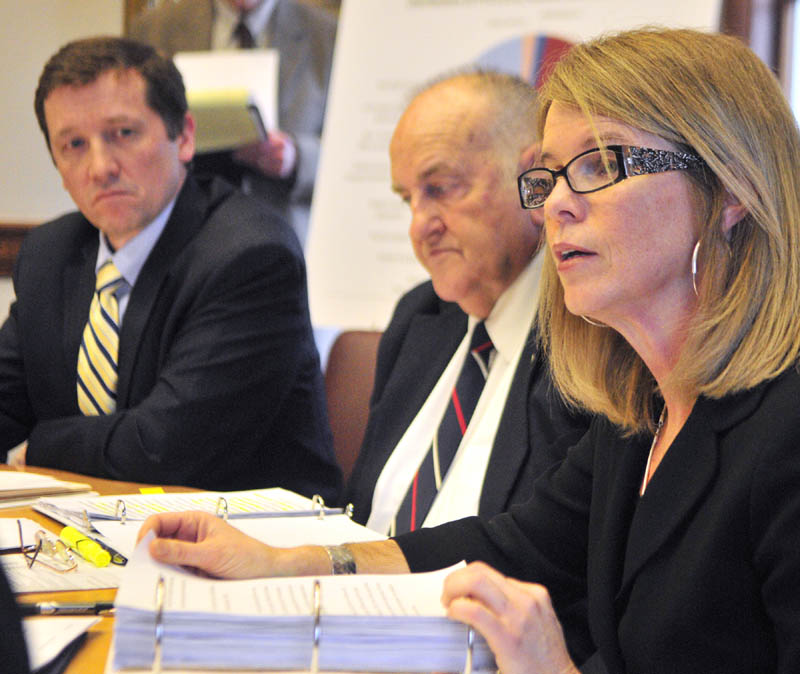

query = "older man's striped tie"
[[77, 261, 124, 415], [394, 321, 494, 534]]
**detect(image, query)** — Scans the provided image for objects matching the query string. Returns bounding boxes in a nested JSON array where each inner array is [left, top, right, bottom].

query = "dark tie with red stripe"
[[394, 322, 494, 534]]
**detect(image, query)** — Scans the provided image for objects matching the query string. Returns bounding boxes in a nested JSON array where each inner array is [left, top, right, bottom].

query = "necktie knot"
[[469, 321, 494, 372], [96, 261, 123, 294]]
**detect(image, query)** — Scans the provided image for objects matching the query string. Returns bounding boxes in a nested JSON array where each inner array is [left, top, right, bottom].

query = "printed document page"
[[113, 535, 493, 670]]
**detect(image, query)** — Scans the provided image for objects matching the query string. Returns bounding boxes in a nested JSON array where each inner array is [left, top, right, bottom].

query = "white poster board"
[[307, 0, 723, 330]]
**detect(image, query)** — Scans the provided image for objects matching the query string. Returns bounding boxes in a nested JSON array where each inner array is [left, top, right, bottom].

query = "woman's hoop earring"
[[691, 240, 700, 297], [581, 315, 606, 327]]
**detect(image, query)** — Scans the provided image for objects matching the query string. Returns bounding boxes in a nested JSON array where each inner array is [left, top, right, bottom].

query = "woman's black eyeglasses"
[[517, 145, 705, 209]]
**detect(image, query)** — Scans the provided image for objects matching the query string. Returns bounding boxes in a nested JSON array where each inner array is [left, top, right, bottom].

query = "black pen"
[[17, 601, 115, 616], [95, 537, 128, 566], [80, 531, 128, 566], [76, 509, 128, 565]]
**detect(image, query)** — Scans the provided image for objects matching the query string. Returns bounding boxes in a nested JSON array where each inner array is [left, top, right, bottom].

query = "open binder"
[[113, 535, 495, 673], [33, 489, 375, 576], [35, 488, 342, 526]]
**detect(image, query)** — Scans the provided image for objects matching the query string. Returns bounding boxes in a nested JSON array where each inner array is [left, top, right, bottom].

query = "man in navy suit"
[[1, 37, 340, 502], [344, 72, 589, 532]]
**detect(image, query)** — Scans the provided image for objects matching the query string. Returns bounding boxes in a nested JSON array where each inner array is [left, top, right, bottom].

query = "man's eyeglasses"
[[517, 144, 706, 209], [0, 519, 77, 573]]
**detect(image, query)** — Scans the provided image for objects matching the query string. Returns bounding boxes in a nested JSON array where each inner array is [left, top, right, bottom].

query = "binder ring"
[[344, 503, 354, 519], [310, 578, 321, 674], [153, 574, 165, 674], [311, 494, 325, 520], [463, 626, 474, 674], [215, 497, 229, 521], [115, 499, 127, 524]]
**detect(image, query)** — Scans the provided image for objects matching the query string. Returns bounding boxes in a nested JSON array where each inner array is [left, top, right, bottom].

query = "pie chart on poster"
[[474, 34, 573, 87]]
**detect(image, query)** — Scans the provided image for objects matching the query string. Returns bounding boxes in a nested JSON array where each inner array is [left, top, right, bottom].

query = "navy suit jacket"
[[399, 367, 800, 672], [0, 174, 340, 501], [344, 280, 590, 524]]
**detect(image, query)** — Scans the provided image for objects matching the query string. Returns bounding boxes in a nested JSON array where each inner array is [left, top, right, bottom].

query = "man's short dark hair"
[[35, 36, 188, 149]]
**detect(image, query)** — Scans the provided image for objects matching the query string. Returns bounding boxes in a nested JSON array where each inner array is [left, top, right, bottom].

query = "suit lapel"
[[618, 410, 717, 596], [62, 227, 99, 400], [377, 306, 467, 454], [588, 425, 649, 669], [478, 332, 536, 515], [580, 381, 773, 667], [115, 176, 228, 404], [616, 383, 768, 598]]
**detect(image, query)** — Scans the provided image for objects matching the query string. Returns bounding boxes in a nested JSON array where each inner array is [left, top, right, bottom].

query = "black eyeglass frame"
[[517, 144, 706, 209]]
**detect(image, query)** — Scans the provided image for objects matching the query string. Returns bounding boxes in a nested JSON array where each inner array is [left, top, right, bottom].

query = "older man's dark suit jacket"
[[343, 280, 590, 524], [0, 174, 340, 501]]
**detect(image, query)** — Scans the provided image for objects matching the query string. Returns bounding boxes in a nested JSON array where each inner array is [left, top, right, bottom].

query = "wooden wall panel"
[[0, 223, 36, 277]]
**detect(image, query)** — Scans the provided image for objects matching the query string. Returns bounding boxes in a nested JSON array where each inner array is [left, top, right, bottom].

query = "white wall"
[[0, 0, 124, 315]]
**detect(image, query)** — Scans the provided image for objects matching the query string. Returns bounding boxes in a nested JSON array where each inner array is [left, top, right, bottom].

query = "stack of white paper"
[[113, 536, 494, 672], [0, 470, 91, 508]]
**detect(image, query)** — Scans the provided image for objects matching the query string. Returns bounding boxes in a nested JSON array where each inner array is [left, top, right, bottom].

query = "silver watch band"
[[324, 545, 356, 575]]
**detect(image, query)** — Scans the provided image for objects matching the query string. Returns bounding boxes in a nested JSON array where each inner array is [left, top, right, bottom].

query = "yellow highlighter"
[[60, 526, 111, 568]]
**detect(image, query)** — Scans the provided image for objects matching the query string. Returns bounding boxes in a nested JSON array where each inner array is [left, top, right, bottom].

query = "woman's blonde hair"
[[536, 28, 800, 433]]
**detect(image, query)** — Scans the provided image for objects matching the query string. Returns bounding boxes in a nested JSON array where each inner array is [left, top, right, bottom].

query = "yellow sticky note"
[[139, 487, 165, 494]]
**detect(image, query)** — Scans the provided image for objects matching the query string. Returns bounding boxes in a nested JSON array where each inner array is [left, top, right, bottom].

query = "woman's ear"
[[721, 191, 748, 239]]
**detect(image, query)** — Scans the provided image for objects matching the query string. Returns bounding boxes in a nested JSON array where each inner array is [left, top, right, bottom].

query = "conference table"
[[3, 468, 439, 674], [2, 464, 195, 674]]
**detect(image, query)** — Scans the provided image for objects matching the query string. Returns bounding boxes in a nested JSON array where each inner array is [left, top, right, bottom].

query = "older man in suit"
[[2, 37, 340, 502], [130, 0, 336, 246], [344, 72, 589, 533]]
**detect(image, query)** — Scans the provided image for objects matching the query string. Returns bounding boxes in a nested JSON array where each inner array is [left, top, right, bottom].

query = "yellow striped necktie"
[[77, 261, 124, 415]]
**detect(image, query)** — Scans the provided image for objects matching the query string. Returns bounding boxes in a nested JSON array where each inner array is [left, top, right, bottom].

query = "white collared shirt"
[[366, 252, 544, 534], [212, 0, 278, 49]]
